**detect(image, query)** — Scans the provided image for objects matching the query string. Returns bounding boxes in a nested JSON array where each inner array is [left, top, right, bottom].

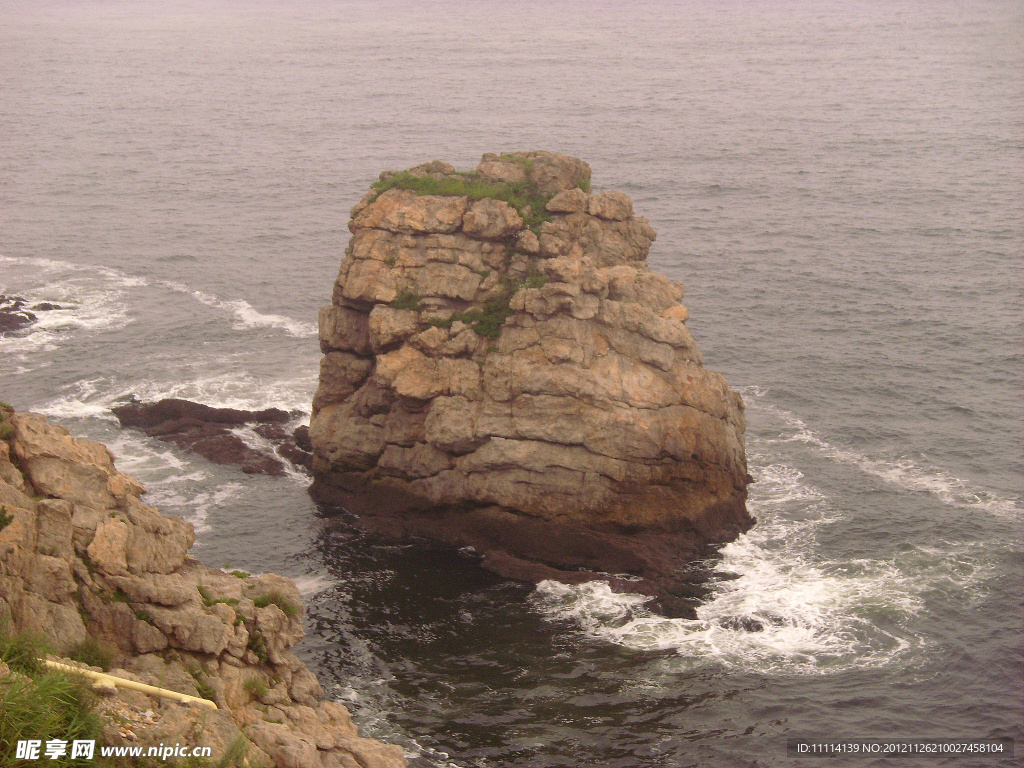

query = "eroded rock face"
[[310, 152, 753, 603], [0, 407, 405, 768]]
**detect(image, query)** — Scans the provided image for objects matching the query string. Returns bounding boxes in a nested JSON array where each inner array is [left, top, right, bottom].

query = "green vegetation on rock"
[[388, 291, 422, 311], [370, 169, 555, 233], [444, 273, 549, 340], [1, 625, 103, 767], [68, 637, 115, 672], [252, 591, 299, 617]]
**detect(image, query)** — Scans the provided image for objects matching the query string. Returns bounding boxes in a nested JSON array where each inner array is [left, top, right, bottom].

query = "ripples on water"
[[2, 0, 1022, 765]]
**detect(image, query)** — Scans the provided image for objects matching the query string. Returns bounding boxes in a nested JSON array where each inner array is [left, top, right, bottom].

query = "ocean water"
[[2, 1, 1022, 766]]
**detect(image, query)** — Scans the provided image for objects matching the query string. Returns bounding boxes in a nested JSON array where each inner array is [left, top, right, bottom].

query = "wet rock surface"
[[0, 294, 63, 335], [112, 398, 313, 475]]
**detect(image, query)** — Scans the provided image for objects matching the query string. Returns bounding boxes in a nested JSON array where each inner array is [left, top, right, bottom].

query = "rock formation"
[[113, 398, 313, 475], [0, 405, 405, 768], [309, 152, 753, 608], [0, 294, 62, 335]]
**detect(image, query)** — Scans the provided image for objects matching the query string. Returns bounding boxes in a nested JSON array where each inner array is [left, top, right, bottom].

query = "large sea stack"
[[309, 152, 753, 605]]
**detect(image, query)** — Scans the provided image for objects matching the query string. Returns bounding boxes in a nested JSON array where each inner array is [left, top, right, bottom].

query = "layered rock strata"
[[310, 152, 753, 606], [0, 405, 405, 768]]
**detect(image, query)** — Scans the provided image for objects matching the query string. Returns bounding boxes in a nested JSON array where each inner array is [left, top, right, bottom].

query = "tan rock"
[[353, 188, 467, 234], [312, 153, 750, 561], [340, 258, 398, 305], [479, 151, 591, 195], [462, 198, 524, 239], [0, 441, 26, 491], [368, 306, 419, 351], [122, 497, 193, 575], [516, 230, 540, 254], [314, 352, 374, 411], [586, 190, 634, 220], [11, 412, 144, 508], [379, 443, 453, 478], [319, 305, 372, 355], [88, 517, 130, 575], [35, 499, 73, 559], [413, 261, 483, 301]]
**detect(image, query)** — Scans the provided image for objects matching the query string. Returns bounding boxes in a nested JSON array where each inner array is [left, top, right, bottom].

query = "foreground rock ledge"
[[309, 151, 754, 608], [0, 406, 405, 768]]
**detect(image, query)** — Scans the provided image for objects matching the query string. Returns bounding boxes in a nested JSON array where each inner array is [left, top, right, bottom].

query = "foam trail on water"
[[231, 425, 311, 485], [41, 373, 316, 423], [530, 453, 994, 674], [161, 281, 316, 337], [738, 386, 1021, 518], [0, 255, 139, 364]]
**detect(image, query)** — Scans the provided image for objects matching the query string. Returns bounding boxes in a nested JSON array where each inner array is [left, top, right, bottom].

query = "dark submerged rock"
[[0, 295, 37, 335], [112, 398, 311, 475]]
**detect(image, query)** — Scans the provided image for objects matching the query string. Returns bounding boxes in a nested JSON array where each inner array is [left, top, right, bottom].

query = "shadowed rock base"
[[310, 471, 752, 618]]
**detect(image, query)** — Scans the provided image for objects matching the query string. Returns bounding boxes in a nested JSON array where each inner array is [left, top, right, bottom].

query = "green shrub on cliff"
[[1, 626, 103, 767], [252, 591, 299, 617], [68, 637, 115, 672], [446, 273, 549, 340], [388, 291, 422, 311]]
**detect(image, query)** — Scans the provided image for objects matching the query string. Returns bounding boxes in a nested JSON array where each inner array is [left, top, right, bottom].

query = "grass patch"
[[1, 625, 103, 766], [0, 505, 13, 533], [388, 291, 422, 311], [0, 405, 13, 441], [243, 676, 268, 700], [68, 637, 115, 672], [134, 610, 155, 625], [246, 630, 269, 665], [252, 591, 299, 617], [1, 669, 103, 766], [187, 667, 216, 703], [197, 586, 238, 609], [370, 169, 555, 234], [229, 570, 249, 579], [0, 625, 51, 676], [98, 588, 131, 605], [446, 274, 549, 341], [425, 316, 454, 330]]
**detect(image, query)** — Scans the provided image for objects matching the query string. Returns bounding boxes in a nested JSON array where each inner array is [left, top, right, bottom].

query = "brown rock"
[[545, 188, 588, 213], [314, 352, 374, 411], [353, 188, 467, 234], [310, 153, 752, 608], [462, 198, 524, 239], [586, 190, 634, 220], [319, 305, 372, 355]]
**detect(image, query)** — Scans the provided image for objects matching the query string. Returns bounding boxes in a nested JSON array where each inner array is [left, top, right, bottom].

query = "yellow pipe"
[[43, 659, 218, 710]]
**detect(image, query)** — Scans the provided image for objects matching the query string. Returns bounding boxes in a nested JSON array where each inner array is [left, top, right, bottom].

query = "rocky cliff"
[[0, 405, 405, 768], [309, 152, 753, 607]]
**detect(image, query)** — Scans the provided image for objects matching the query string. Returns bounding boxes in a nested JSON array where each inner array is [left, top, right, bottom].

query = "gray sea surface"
[[2, 1, 1022, 766]]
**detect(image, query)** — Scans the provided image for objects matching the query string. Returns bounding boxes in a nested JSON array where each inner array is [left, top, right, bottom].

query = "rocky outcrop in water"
[[0, 294, 62, 335], [0, 405, 405, 768], [309, 152, 753, 608], [113, 398, 313, 475]]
